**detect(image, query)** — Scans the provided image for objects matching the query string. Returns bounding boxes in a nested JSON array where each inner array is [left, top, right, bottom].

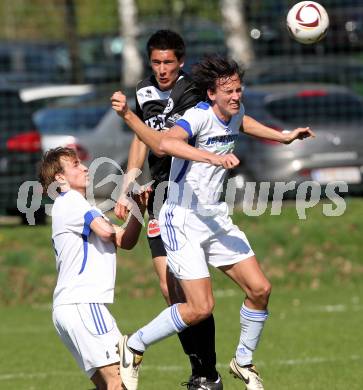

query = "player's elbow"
[[156, 138, 171, 157], [99, 230, 115, 242]]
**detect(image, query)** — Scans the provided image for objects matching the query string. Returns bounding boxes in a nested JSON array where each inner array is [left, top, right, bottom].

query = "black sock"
[[177, 314, 218, 380]]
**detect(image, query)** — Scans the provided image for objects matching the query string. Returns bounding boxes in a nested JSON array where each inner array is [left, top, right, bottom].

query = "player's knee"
[[190, 300, 214, 323], [250, 281, 271, 306]]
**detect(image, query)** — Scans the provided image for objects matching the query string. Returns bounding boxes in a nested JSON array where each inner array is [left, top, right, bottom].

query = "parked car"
[[231, 83, 363, 198], [33, 95, 137, 200], [0, 41, 67, 85], [54, 34, 123, 83], [0, 85, 45, 223], [245, 56, 363, 96]]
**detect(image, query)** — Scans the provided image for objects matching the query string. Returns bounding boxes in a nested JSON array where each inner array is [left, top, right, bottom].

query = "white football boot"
[[229, 357, 264, 390]]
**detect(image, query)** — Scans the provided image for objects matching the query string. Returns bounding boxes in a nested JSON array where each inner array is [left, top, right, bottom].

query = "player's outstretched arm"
[[158, 127, 240, 168], [111, 91, 239, 169], [242, 115, 315, 143], [115, 135, 148, 221], [111, 91, 164, 153]]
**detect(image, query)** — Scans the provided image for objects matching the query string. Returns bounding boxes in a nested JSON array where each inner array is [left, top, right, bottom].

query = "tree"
[[117, 0, 143, 87], [64, 0, 83, 83], [220, 0, 254, 67]]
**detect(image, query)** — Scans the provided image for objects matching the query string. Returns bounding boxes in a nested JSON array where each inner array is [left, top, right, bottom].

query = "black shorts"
[[147, 235, 167, 258]]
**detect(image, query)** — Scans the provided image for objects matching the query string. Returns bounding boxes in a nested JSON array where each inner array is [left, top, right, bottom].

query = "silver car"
[[232, 83, 363, 196], [21, 85, 137, 200], [34, 101, 135, 199]]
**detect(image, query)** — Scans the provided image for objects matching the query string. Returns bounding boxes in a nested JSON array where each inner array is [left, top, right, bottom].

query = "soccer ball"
[[287, 1, 329, 45]]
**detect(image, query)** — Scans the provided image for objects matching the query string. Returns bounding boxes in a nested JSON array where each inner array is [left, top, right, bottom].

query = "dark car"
[[246, 56, 363, 92], [231, 83, 363, 198], [0, 41, 67, 85], [0, 86, 45, 224]]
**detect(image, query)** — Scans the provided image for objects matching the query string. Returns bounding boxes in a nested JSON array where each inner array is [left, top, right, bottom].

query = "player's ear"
[[179, 56, 185, 68], [55, 172, 66, 186], [207, 89, 216, 102]]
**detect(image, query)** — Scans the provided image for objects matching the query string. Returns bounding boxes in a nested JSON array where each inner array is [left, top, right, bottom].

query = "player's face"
[[58, 156, 89, 194], [150, 49, 184, 91], [208, 74, 243, 121]]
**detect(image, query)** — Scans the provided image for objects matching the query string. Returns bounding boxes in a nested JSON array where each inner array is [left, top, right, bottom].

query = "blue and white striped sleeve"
[[175, 106, 205, 138], [64, 191, 103, 236], [82, 209, 103, 237]]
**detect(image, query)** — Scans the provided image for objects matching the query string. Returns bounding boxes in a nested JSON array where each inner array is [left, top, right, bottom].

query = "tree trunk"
[[64, 0, 83, 83], [220, 0, 254, 68], [117, 0, 143, 87]]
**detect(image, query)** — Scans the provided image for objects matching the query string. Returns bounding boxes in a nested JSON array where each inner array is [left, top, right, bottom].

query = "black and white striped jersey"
[[135, 71, 202, 217]]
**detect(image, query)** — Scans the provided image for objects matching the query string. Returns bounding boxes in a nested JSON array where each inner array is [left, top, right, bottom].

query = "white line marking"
[[0, 355, 360, 380]]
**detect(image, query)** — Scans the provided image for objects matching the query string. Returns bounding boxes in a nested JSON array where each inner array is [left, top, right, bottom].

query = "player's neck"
[[60, 184, 86, 197], [212, 104, 232, 125]]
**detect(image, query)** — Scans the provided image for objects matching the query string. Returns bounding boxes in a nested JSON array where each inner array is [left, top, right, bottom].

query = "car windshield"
[[34, 105, 108, 134], [266, 93, 363, 125]]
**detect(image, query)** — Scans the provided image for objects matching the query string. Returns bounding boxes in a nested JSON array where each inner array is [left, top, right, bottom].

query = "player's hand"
[[114, 194, 132, 220], [218, 153, 240, 169], [283, 127, 315, 144], [132, 186, 152, 210], [110, 91, 129, 117], [114, 225, 124, 247]]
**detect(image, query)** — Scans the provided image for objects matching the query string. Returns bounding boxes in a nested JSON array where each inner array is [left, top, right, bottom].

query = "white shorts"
[[52, 303, 122, 378], [159, 202, 255, 279]]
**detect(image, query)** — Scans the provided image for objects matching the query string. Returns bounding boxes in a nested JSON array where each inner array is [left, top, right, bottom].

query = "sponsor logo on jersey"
[[206, 134, 238, 145]]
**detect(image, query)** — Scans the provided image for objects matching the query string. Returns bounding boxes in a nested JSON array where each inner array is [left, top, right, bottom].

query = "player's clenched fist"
[[218, 153, 240, 169], [111, 91, 129, 117]]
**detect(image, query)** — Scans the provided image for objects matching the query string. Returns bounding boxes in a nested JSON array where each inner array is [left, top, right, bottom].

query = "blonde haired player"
[[39, 147, 148, 389]]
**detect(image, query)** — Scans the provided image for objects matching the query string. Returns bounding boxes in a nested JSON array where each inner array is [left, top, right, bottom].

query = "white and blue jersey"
[[51, 190, 116, 307], [169, 101, 244, 207]]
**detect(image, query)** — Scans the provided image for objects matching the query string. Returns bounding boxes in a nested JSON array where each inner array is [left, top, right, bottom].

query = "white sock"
[[128, 304, 188, 352], [236, 303, 269, 366]]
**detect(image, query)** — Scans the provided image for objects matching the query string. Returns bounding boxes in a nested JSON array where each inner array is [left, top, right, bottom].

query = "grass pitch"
[[0, 284, 362, 389], [0, 198, 362, 389]]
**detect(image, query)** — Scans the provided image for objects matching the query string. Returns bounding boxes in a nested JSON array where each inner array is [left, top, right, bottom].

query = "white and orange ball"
[[287, 1, 329, 45]]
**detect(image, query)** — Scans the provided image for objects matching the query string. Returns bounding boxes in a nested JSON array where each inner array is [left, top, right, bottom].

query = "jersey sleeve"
[[175, 106, 206, 139], [62, 191, 103, 237]]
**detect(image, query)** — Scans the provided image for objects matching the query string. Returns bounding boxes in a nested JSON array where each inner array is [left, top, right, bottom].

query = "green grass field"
[[0, 198, 362, 389]]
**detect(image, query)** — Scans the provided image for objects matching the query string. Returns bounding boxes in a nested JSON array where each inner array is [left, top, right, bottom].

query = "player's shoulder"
[[136, 76, 154, 91], [55, 189, 88, 208], [185, 101, 211, 116], [195, 101, 210, 111], [136, 76, 162, 105]]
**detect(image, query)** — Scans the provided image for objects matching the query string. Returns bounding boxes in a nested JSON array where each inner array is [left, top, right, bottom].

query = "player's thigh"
[[167, 266, 186, 304], [220, 255, 270, 295]]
